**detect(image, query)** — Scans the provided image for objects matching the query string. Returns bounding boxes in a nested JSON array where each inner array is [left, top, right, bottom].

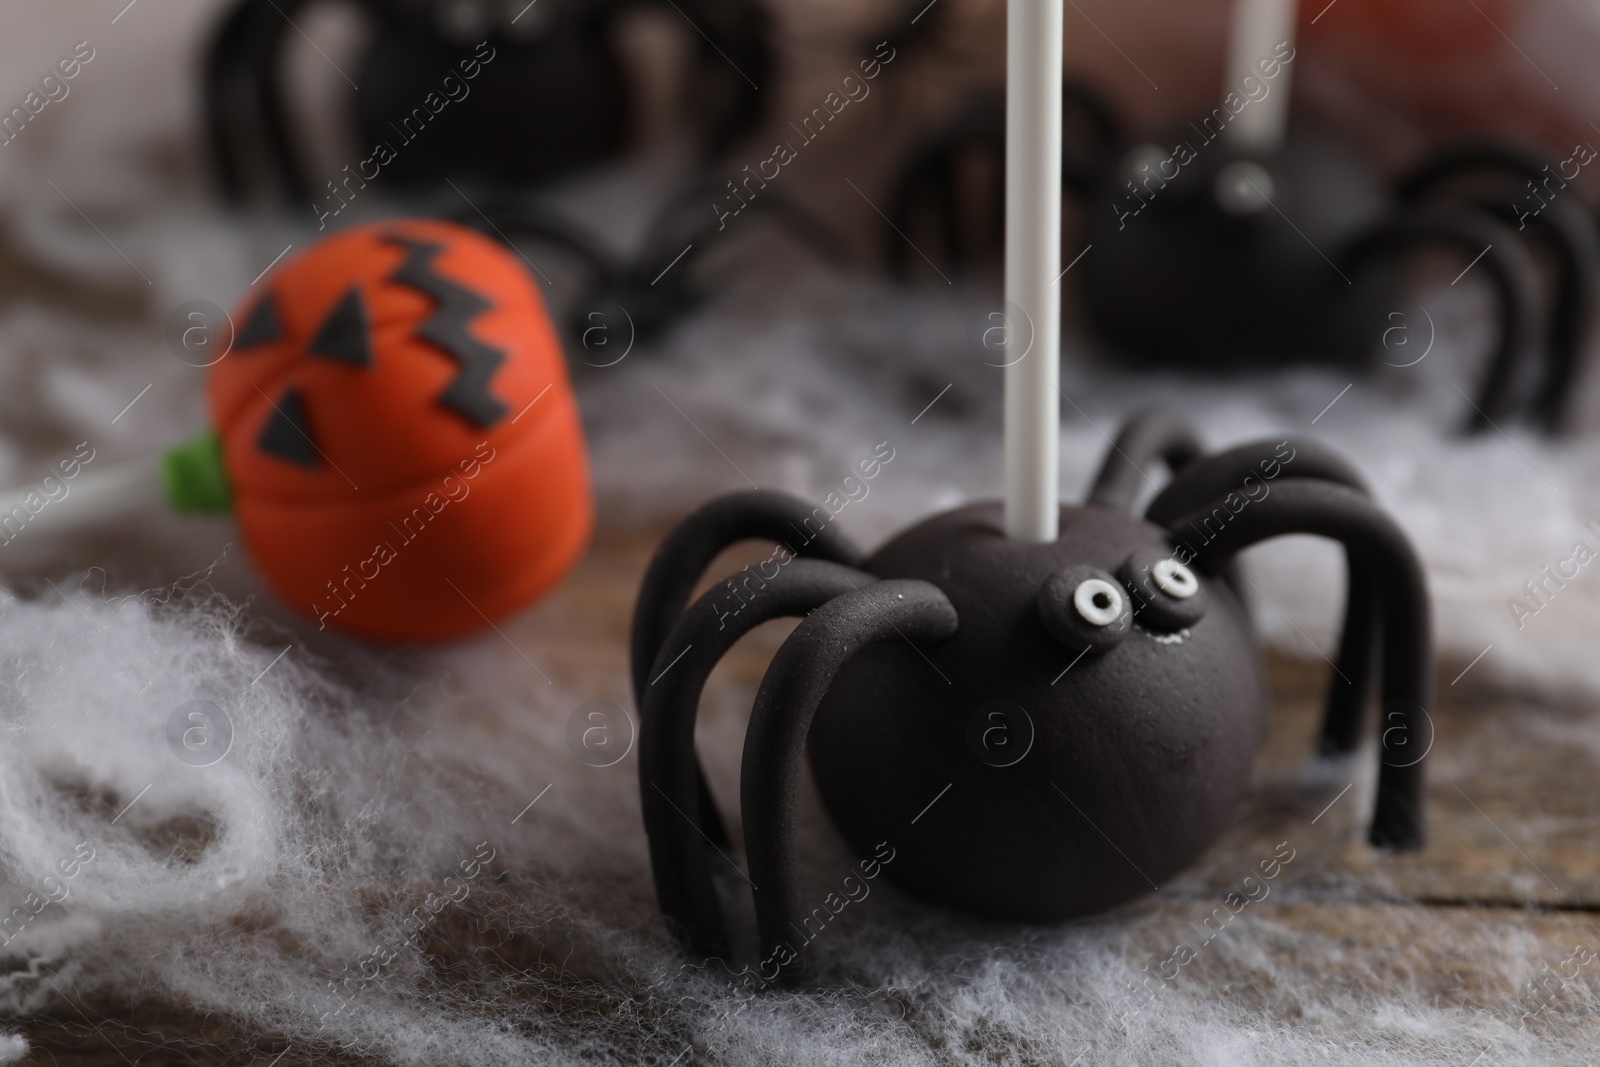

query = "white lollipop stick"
[[0, 432, 229, 557], [0, 460, 162, 550], [1223, 0, 1297, 152], [1003, 0, 1064, 542]]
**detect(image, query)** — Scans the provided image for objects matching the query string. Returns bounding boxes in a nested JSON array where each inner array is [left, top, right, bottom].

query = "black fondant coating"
[[1397, 143, 1600, 434], [1087, 408, 1205, 512], [629, 416, 1435, 986], [1146, 437, 1377, 756], [630, 491, 865, 851], [1344, 205, 1538, 431], [1038, 562, 1132, 651], [888, 91, 1594, 434], [202, 0, 772, 201], [638, 558, 878, 960], [1179, 479, 1432, 849], [745, 578, 959, 983], [1079, 127, 1389, 369], [809, 502, 1265, 923]]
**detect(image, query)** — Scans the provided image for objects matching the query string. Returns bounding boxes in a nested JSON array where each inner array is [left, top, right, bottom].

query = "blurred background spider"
[[885, 77, 1599, 434], [202, 0, 773, 203], [451, 176, 849, 351]]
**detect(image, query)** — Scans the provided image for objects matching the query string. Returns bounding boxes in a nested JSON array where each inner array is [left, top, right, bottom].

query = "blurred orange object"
[[1310, 0, 1507, 60], [1296, 0, 1577, 157], [209, 218, 592, 642], [1055, 0, 1600, 180]]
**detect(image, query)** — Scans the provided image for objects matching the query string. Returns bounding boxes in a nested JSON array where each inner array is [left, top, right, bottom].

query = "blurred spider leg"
[[1345, 206, 1540, 432], [1085, 408, 1205, 512]]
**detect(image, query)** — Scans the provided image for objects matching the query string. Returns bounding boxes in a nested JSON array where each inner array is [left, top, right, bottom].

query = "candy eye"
[[1074, 578, 1125, 626], [1119, 549, 1208, 631], [1039, 565, 1131, 653], [1152, 559, 1198, 600]]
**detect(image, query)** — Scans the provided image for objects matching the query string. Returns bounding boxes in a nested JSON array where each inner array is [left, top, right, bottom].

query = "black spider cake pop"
[[630, 410, 1433, 986], [881, 0, 1597, 434], [202, 0, 771, 202]]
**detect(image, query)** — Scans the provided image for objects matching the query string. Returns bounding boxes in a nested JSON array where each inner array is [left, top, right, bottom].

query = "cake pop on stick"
[[629, 0, 1436, 987]]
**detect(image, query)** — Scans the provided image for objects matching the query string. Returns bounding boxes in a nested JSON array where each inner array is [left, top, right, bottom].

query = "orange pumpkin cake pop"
[[194, 217, 591, 641]]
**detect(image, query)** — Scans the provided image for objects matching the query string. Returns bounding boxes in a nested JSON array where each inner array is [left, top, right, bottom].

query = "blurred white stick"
[[1003, 0, 1063, 542], [0, 459, 161, 553], [1224, 0, 1297, 152]]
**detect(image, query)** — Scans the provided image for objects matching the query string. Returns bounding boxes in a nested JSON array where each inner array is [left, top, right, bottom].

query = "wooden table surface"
[[12, 524, 1600, 1065]]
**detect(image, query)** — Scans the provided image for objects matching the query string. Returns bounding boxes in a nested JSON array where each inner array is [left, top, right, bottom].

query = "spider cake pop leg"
[[1174, 479, 1433, 848], [203, 0, 320, 203], [1083, 408, 1285, 671], [630, 492, 865, 845], [885, 81, 1120, 279], [1144, 439, 1375, 756], [630, 491, 866, 701], [638, 558, 879, 959], [1397, 145, 1600, 434], [741, 580, 958, 987], [1058, 82, 1122, 194], [1518, 198, 1600, 432], [1142, 441, 1367, 523], [1083, 409, 1263, 613], [1085, 407, 1205, 512], [680, 0, 773, 157], [622, 180, 854, 342], [252, 0, 322, 203], [884, 96, 1001, 279], [1345, 205, 1541, 430], [202, 0, 267, 202]]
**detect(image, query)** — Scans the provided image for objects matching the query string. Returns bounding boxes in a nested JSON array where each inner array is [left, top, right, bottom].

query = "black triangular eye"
[[307, 286, 373, 367], [256, 386, 319, 468], [235, 294, 284, 349]]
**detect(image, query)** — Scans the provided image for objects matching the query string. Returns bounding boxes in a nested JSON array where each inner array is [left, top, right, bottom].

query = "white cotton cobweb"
[[0, 555, 1581, 1065]]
